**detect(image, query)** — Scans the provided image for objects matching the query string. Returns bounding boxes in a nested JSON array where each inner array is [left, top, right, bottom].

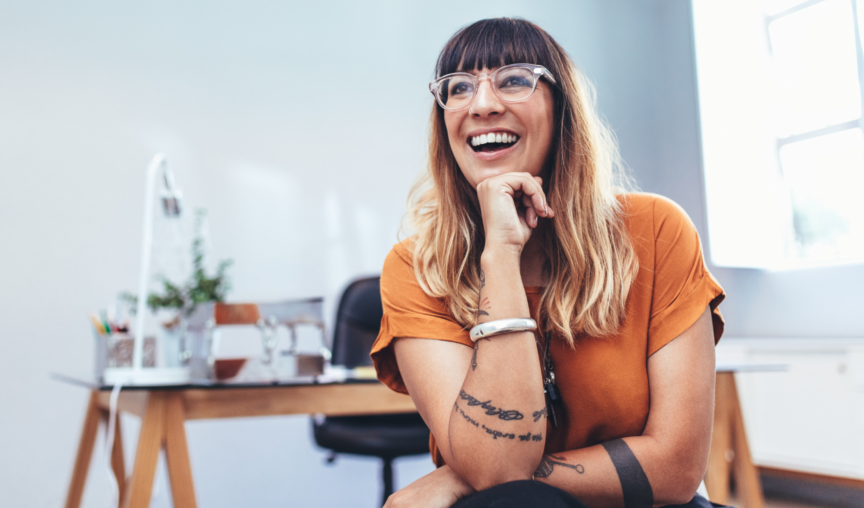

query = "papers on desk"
[[317, 365, 378, 383]]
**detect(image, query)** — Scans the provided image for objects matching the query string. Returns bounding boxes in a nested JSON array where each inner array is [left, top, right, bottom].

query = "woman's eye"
[[499, 76, 531, 89], [451, 82, 474, 96]]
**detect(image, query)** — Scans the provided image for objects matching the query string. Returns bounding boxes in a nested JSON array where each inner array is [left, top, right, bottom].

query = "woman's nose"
[[471, 80, 504, 117]]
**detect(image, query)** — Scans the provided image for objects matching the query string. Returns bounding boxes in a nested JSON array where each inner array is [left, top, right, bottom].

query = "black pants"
[[449, 480, 728, 508]]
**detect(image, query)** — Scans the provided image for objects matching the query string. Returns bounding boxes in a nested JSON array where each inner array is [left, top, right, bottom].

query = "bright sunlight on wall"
[[693, 0, 864, 269]]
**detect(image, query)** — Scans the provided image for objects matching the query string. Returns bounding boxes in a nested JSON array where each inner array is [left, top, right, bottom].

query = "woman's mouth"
[[469, 132, 520, 153]]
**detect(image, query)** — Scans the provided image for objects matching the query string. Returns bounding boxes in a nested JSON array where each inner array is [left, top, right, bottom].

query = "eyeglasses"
[[429, 63, 556, 111]]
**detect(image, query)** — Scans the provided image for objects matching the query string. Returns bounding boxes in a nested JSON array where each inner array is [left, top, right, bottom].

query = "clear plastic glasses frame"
[[428, 63, 557, 111]]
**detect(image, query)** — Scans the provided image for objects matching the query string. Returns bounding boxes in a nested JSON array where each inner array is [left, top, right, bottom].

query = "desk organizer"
[[186, 297, 329, 383]]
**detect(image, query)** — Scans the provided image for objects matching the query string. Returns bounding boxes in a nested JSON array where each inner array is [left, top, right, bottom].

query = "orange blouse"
[[370, 193, 726, 466]]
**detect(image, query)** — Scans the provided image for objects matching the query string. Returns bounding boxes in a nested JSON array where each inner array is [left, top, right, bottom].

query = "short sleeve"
[[647, 196, 725, 356], [370, 241, 472, 394]]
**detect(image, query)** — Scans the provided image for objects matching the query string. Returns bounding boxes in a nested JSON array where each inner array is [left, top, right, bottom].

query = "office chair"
[[312, 277, 431, 507]]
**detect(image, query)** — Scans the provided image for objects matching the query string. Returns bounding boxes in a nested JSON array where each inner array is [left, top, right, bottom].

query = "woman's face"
[[444, 67, 555, 188]]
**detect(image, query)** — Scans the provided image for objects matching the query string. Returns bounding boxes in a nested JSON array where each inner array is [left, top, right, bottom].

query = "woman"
[[371, 18, 725, 508]]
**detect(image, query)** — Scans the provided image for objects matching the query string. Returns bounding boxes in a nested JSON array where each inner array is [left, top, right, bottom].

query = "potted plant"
[[121, 210, 232, 366]]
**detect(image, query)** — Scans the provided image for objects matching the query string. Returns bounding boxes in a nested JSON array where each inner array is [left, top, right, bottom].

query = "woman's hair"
[[405, 18, 638, 345]]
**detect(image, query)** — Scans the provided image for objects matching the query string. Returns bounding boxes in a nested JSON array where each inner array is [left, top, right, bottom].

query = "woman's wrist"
[[480, 245, 522, 269], [478, 246, 530, 323], [440, 465, 476, 498]]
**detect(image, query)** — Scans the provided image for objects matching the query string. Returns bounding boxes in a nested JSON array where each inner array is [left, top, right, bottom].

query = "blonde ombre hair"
[[406, 18, 638, 345]]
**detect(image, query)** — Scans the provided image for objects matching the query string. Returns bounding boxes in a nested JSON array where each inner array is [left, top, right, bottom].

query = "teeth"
[[470, 132, 519, 147]]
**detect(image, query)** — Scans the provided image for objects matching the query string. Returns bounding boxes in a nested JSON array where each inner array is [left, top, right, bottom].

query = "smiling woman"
[[371, 18, 726, 508]]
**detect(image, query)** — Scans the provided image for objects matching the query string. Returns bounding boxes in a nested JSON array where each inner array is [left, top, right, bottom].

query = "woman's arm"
[[394, 173, 553, 491], [394, 258, 546, 490], [533, 306, 717, 507]]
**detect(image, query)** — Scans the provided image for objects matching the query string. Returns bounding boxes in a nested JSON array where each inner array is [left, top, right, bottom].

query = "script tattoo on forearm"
[[534, 455, 585, 478], [481, 424, 541, 442], [456, 402, 540, 442], [454, 401, 479, 428], [459, 390, 524, 421], [601, 439, 653, 508], [532, 407, 548, 422]]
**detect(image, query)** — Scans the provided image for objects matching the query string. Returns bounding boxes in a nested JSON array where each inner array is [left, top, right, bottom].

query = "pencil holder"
[[94, 332, 156, 383]]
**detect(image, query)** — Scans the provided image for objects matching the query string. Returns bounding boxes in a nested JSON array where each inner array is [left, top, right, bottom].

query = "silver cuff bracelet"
[[469, 318, 537, 342]]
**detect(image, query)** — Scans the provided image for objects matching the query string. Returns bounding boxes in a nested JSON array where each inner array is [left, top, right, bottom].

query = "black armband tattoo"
[[601, 439, 653, 508]]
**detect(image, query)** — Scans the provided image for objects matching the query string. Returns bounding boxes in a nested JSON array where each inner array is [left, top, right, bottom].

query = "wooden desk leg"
[[123, 392, 165, 508], [706, 373, 733, 505], [99, 409, 128, 506], [728, 375, 765, 508], [164, 392, 197, 508], [65, 391, 102, 508]]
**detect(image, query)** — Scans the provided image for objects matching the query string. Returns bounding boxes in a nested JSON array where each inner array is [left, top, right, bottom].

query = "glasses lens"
[[494, 67, 536, 101], [438, 75, 475, 109]]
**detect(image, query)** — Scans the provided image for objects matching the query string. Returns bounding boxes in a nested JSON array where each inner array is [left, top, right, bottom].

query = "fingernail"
[[533, 216, 538, 227], [544, 203, 548, 216]]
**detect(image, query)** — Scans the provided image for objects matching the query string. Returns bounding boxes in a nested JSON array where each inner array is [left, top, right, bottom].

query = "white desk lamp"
[[105, 154, 191, 385]]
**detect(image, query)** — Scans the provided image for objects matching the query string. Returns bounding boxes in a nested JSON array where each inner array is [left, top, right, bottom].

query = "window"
[[693, 0, 864, 268]]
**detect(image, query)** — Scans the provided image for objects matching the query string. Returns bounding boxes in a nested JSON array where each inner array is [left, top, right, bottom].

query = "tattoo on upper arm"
[[601, 439, 654, 508], [532, 407, 548, 422], [534, 455, 585, 478], [459, 390, 524, 420]]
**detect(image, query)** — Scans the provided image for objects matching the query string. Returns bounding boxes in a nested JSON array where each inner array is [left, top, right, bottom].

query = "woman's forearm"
[[534, 436, 705, 508], [446, 247, 547, 490]]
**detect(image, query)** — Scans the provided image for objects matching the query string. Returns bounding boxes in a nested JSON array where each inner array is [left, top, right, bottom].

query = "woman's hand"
[[384, 465, 475, 508], [476, 172, 555, 252]]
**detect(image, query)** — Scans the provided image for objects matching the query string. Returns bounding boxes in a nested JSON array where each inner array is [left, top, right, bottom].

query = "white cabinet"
[[716, 338, 864, 480]]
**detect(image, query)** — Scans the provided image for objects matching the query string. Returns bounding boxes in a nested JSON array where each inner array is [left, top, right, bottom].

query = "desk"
[[60, 378, 416, 508], [62, 371, 768, 508], [705, 366, 786, 508]]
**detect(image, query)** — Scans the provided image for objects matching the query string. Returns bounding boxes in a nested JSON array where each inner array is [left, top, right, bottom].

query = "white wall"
[[0, 1, 627, 506]]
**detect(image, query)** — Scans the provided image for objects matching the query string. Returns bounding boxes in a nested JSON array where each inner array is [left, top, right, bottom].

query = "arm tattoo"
[[481, 423, 541, 442], [601, 439, 653, 508], [532, 407, 548, 422], [454, 401, 479, 427], [455, 403, 540, 442], [471, 343, 478, 371], [534, 455, 585, 478], [477, 274, 489, 317], [459, 390, 524, 421]]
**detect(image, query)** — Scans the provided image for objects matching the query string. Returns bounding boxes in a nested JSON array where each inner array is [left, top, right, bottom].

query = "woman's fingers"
[[525, 204, 538, 228], [511, 173, 553, 219], [521, 193, 538, 228]]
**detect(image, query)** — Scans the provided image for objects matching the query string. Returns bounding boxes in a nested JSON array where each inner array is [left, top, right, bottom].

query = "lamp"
[[104, 154, 191, 385]]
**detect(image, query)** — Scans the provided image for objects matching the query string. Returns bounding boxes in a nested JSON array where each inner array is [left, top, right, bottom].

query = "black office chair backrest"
[[331, 277, 383, 368]]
